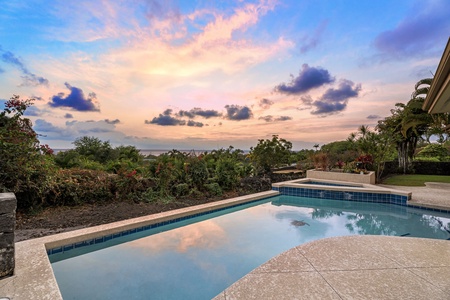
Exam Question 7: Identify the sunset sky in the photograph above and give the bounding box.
[1,0,449,150]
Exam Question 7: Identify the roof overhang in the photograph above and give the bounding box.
[423,38,450,114]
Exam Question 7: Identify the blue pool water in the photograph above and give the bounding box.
[50,195,450,300]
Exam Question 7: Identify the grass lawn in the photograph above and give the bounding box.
[382,174,450,186]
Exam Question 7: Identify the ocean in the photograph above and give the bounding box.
[52,149,250,157]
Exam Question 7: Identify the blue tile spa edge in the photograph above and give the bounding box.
[272,186,450,214]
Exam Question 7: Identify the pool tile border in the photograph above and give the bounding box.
[47,194,278,256]
[272,186,409,205]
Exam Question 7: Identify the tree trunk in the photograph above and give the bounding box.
[397,141,409,174]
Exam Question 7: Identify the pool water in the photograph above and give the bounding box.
[50,195,450,300]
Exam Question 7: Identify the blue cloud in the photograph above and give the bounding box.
[64,113,74,119]
[299,21,328,54]
[49,83,100,112]
[34,119,62,133]
[259,115,292,122]
[311,80,361,115]
[0,49,49,86]
[258,98,274,109]
[23,105,42,116]
[275,64,335,95]
[147,108,208,126]
[187,120,204,127]
[104,118,120,124]
[225,105,253,121]
[367,114,381,120]
[176,108,221,119]
[373,0,450,60]
[146,114,186,126]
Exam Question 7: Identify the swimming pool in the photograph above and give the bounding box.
[49,195,450,300]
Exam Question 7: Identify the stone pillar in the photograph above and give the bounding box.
[0,193,16,279]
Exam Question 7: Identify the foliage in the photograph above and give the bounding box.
[291,149,315,163]
[0,95,56,209]
[73,136,114,164]
[204,182,223,196]
[45,169,115,206]
[348,125,395,182]
[215,157,240,190]
[249,135,292,175]
[376,78,449,173]
[355,154,374,170]
[172,183,190,197]
[320,140,358,168]
[416,143,449,161]
[414,156,441,162]
[311,152,329,170]
[114,145,143,163]
[382,174,450,186]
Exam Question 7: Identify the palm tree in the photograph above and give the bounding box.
[377,79,433,173]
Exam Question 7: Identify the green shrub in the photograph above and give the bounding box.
[173,183,190,197]
[188,188,205,199]
[215,158,239,190]
[45,169,114,206]
[204,182,222,196]
[113,171,156,201]
[185,157,209,189]
[414,157,440,162]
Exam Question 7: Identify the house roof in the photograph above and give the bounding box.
[422,38,450,114]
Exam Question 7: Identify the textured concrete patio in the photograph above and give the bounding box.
[213,235,450,299]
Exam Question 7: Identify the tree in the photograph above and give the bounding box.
[0,95,54,209]
[114,145,143,163]
[348,126,395,182]
[377,79,434,173]
[249,135,292,175]
[73,136,114,163]
[320,140,358,168]
[416,143,449,161]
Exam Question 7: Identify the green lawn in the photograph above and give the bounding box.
[382,174,450,186]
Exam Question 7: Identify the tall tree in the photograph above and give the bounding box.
[377,79,434,173]
[249,135,292,175]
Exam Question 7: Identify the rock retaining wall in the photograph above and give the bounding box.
[0,193,16,279]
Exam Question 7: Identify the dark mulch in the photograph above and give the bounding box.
[15,192,242,242]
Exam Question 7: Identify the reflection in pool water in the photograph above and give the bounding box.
[50,195,450,300]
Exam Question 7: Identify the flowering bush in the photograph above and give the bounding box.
[355,154,374,171]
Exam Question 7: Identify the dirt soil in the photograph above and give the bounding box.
[15,193,241,242]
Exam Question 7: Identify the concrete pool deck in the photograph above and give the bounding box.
[1,184,450,299]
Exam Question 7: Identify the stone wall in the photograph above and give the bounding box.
[0,193,16,279]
